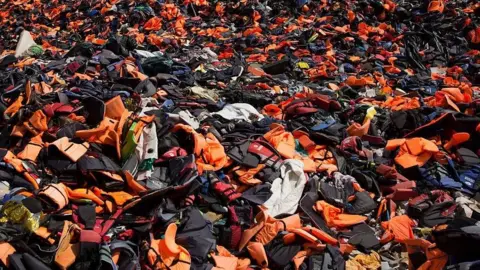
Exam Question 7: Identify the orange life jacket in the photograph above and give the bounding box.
[171,124,227,174]
[147,223,191,270]
[380,215,415,243]
[386,137,439,168]
[403,238,447,270]
[314,200,367,228]
[17,134,44,162]
[55,221,80,270]
[38,183,69,211]
[0,242,16,267]
[50,137,89,162]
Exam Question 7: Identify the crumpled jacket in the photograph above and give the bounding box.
[263,159,307,217]
[380,215,415,243]
[386,137,439,168]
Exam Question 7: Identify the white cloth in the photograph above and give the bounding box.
[135,123,158,181]
[180,111,198,129]
[456,195,480,218]
[202,48,218,62]
[15,30,37,57]
[139,98,160,114]
[0,181,10,200]
[263,159,307,217]
[212,103,264,123]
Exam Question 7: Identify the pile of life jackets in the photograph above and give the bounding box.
[1,0,480,269]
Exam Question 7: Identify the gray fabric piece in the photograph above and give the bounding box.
[99,244,116,270]
[456,193,480,218]
[110,241,140,270]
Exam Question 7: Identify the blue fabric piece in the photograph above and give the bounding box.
[161,99,175,111]
[379,41,392,49]
[199,175,209,194]
[439,176,463,190]
[135,57,144,73]
[460,171,478,189]
[219,99,226,107]
[295,140,309,157]
[421,86,437,95]
[459,165,480,191]
[255,117,278,129]
[107,60,123,72]
[426,112,438,122]
[445,159,473,195]
[308,44,321,53]
[64,91,83,98]
[2,192,26,204]
[40,73,50,83]
[297,0,310,7]
[0,162,14,170]
[311,118,336,131]
[88,10,99,17]
[420,162,469,193]
[110,91,130,97]
[110,18,119,32]
[342,63,356,73]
